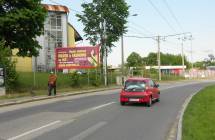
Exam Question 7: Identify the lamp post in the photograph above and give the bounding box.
[121,14,138,85]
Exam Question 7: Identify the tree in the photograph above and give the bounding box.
[0,0,47,57]
[76,0,129,63]
[143,52,157,66]
[208,54,215,62]
[0,40,18,91]
[193,61,205,69]
[126,52,143,68]
[143,52,190,68]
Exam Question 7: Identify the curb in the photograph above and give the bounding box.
[176,88,202,140]
[0,86,121,108]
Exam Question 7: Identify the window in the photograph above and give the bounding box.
[149,80,155,87]
[125,81,146,92]
[44,13,63,70]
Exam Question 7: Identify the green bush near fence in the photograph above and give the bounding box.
[16,72,71,92]
[14,71,118,93]
[12,69,183,93]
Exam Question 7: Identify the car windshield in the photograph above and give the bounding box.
[124,81,146,92]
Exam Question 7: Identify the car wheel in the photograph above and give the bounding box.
[147,96,152,107]
[120,102,126,106]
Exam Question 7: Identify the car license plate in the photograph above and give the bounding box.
[129,98,139,102]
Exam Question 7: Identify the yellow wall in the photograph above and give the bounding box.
[12,49,32,72]
[68,24,75,47]
[12,24,77,72]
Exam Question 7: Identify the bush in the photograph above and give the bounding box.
[70,72,81,87]
[0,40,18,92]
[91,76,101,87]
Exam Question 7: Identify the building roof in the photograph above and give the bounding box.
[43,4,69,13]
[68,23,83,41]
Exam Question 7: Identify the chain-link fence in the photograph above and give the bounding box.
[14,70,122,93]
[13,68,215,93]
[184,69,215,79]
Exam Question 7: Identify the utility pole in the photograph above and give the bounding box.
[190,36,194,69]
[181,39,185,74]
[157,36,161,81]
[124,32,192,80]
[120,14,137,85]
[121,35,124,85]
[103,20,107,86]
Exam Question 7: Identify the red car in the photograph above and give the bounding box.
[120,77,160,107]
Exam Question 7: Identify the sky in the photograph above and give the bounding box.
[42,0,215,66]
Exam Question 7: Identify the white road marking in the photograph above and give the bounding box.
[91,102,115,111]
[8,120,61,140]
[69,121,107,140]
[72,102,116,119]
[160,82,200,91]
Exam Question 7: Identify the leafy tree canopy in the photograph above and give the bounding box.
[76,0,129,50]
[0,0,47,57]
[126,52,143,67]
[0,40,18,90]
[143,52,190,67]
[126,52,191,68]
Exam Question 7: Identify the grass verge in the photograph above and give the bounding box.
[182,85,215,140]
[0,85,119,100]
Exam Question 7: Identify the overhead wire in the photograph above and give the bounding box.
[128,21,155,36]
[163,0,184,32]
[127,25,154,37]
[147,0,177,33]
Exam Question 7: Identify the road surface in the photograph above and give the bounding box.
[0,80,214,140]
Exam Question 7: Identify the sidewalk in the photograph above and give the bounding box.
[0,86,121,107]
[1,79,213,108]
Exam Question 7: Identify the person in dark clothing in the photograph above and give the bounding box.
[48,72,57,96]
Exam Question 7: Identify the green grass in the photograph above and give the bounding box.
[182,85,215,140]
[15,72,72,92]
[0,85,118,100]
[8,71,118,94]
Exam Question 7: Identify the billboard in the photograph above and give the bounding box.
[55,46,100,69]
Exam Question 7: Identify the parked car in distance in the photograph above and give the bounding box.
[120,77,160,107]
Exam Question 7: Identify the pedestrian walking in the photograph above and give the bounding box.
[48,71,57,96]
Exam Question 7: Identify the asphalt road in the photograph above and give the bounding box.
[0,80,214,140]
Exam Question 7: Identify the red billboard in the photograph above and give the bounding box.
[55,46,100,69]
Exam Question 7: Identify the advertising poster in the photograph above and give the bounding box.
[55,46,100,69]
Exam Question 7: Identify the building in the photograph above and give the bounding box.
[145,65,186,75]
[206,66,215,70]
[13,4,82,72]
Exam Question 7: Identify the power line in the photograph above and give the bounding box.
[124,32,191,40]
[163,0,184,32]
[129,21,155,36]
[127,25,154,37]
[127,29,151,37]
[147,0,177,33]
[124,35,156,40]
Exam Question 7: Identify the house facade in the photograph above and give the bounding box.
[14,4,82,72]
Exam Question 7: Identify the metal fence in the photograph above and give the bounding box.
[184,70,215,79]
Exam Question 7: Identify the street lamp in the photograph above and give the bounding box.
[121,14,138,84]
